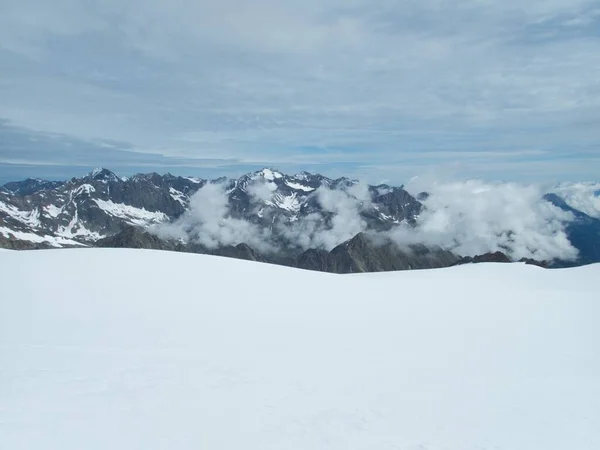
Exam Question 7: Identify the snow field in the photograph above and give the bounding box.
[1,249,599,450]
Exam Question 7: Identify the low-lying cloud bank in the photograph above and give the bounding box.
[277,183,373,251]
[395,180,578,262]
[155,181,375,254]
[552,183,600,219]
[155,177,596,262]
[155,182,276,253]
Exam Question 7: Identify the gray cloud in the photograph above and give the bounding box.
[1,0,599,182]
[0,120,256,184]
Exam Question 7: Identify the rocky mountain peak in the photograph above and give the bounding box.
[2,167,594,270]
[1,168,426,253]
[255,168,284,181]
[89,168,120,183]
[2,178,65,196]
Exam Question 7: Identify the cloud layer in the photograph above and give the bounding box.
[155,176,585,261]
[1,0,600,182]
[552,183,600,219]
[277,183,373,251]
[392,180,579,261]
[155,182,276,253]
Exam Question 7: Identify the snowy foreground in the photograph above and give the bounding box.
[1,249,599,450]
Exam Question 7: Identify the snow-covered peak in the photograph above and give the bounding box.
[293,170,325,182]
[183,176,203,184]
[130,172,163,184]
[284,180,315,192]
[89,168,120,183]
[294,171,310,181]
[91,167,104,177]
[255,168,283,181]
[72,184,96,197]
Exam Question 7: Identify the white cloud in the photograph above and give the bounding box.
[279,183,373,250]
[393,179,579,261]
[156,180,375,252]
[553,182,600,218]
[153,174,588,262]
[155,182,275,253]
[1,0,599,180]
[246,180,277,203]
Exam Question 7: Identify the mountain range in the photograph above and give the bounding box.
[1,167,599,272]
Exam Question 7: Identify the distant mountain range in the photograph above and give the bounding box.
[0,167,421,249]
[1,167,599,272]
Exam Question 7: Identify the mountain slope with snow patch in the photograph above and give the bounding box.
[0,168,423,250]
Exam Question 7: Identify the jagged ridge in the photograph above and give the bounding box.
[1,167,599,271]
[96,226,459,274]
[0,167,422,249]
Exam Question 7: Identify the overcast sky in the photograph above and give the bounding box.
[1,0,599,184]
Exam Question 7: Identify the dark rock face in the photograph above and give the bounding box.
[518,258,548,268]
[97,226,269,263]
[217,243,268,263]
[370,189,423,228]
[455,252,512,265]
[0,234,53,250]
[455,251,548,268]
[104,172,200,218]
[96,225,178,251]
[96,227,460,274]
[295,248,335,272]
[317,233,458,273]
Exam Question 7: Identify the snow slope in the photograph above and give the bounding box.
[0,226,83,247]
[1,249,599,450]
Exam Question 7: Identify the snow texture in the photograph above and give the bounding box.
[0,226,81,247]
[0,201,41,227]
[285,180,316,192]
[258,168,283,181]
[1,249,599,450]
[94,199,168,225]
[267,192,302,212]
[169,187,187,206]
[44,204,63,218]
[91,168,104,178]
[73,184,96,197]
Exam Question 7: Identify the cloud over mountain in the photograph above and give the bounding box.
[154,171,582,261]
[2,167,597,263]
[391,180,579,261]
